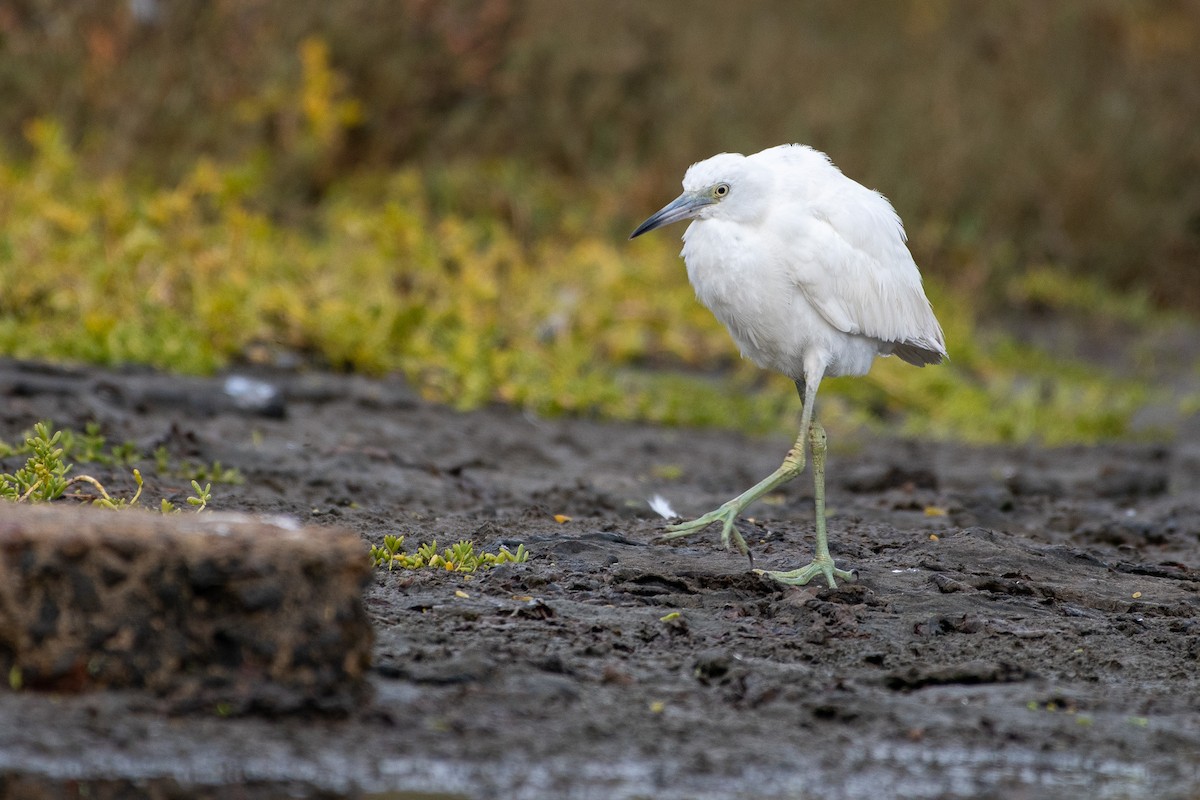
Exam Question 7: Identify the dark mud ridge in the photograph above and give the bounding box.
[1,359,1198,799]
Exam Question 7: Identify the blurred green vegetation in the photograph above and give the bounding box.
[0,1,1195,443]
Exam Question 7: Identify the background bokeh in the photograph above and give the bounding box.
[1,0,1197,442]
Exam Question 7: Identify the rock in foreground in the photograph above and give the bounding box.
[0,504,372,713]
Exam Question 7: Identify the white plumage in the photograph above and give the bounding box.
[631,144,945,587]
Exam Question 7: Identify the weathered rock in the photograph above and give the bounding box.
[0,504,372,713]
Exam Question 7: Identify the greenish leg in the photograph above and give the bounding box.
[661,428,807,557]
[755,422,857,588]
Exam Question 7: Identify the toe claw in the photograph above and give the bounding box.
[719,519,749,557]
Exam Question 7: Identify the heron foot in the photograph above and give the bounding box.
[662,502,750,558]
[755,557,857,589]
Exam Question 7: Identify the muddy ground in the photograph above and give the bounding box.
[0,357,1198,799]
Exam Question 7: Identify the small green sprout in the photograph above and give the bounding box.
[652,464,684,481]
[370,534,407,570]
[152,446,242,485]
[183,460,243,485]
[57,422,140,466]
[154,446,171,474]
[80,468,145,510]
[370,536,529,572]
[187,481,213,511]
[416,539,439,564]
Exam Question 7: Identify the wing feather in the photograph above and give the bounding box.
[778,176,946,366]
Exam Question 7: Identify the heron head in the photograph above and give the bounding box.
[629,153,766,239]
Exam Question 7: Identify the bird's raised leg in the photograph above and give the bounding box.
[662,429,807,557]
[756,422,857,588]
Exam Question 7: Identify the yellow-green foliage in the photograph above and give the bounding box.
[1006,266,1160,327]
[370,535,529,573]
[4,5,1199,312]
[0,118,1155,444]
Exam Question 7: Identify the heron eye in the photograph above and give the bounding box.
[714,183,730,198]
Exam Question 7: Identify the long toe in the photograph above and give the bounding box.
[662,503,737,539]
[661,518,712,539]
[756,559,857,588]
[662,515,715,542]
[661,505,749,557]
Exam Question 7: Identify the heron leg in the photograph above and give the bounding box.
[755,422,857,588]
[662,429,807,557]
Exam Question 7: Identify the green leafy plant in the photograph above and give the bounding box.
[1,421,213,511]
[157,481,212,513]
[68,469,144,510]
[57,422,142,466]
[0,422,143,508]
[181,460,243,486]
[0,422,72,502]
[0,421,140,466]
[370,535,529,573]
[152,447,244,485]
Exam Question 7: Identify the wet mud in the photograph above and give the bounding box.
[1,359,1198,799]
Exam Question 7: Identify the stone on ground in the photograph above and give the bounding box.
[0,504,372,713]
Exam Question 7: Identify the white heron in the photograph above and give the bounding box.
[630,144,946,588]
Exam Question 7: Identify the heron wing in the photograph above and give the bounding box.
[785,188,946,366]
